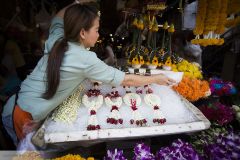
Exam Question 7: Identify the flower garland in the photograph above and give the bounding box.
[12,151,41,160]
[123,93,147,126]
[173,76,210,102]
[193,0,207,36]
[204,0,221,34]
[215,0,228,35]
[82,83,103,130]
[144,93,166,124]
[191,0,227,46]
[52,85,84,124]
[105,87,123,125]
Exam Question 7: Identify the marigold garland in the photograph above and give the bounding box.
[193,0,207,35]
[204,0,221,34]
[215,0,228,34]
[173,76,210,102]
[227,0,240,15]
[192,0,227,46]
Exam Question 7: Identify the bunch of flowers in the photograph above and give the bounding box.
[145,55,159,68]
[104,149,127,160]
[190,125,229,155]
[173,76,210,102]
[205,131,240,159]
[171,60,203,79]
[133,143,155,160]
[128,54,145,67]
[54,154,94,160]
[156,139,201,160]
[132,17,144,30]
[199,102,234,125]
[147,15,159,32]
[209,77,237,96]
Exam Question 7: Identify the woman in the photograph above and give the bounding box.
[2,2,175,146]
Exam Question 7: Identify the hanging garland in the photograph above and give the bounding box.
[191,0,227,46]
[193,0,207,37]
[82,83,103,130]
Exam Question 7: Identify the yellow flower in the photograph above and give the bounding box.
[87,157,95,160]
[132,18,138,27]
[151,56,159,65]
[139,56,145,65]
[132,57,139,65]
[138,19,144,30]
[163,21,168,30]
[168,24,175,33]
[165,57,172,66]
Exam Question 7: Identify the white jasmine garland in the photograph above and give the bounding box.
[105,96,123,124]
[52,85,84,124]
[82,93,103,130]
[123,93,147,126]
[144,93,166,124]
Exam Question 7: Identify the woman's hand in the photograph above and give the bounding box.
[152,74,176,86]
[121,74,176,87]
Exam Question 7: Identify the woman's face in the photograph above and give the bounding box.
[81,17,100,48]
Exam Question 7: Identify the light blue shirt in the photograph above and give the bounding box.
[2,17,125,121]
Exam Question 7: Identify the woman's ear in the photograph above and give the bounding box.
[80,29,85,39]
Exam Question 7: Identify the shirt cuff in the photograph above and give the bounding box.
[110,69,125,86]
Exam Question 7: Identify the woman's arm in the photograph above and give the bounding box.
[122,74,175,86]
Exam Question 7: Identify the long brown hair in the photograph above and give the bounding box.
[43,4,99,99]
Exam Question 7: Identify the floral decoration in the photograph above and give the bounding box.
[105,87,123,125]
[123,93,147,126]
[144,93,166,124]
[82,83,103,130]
